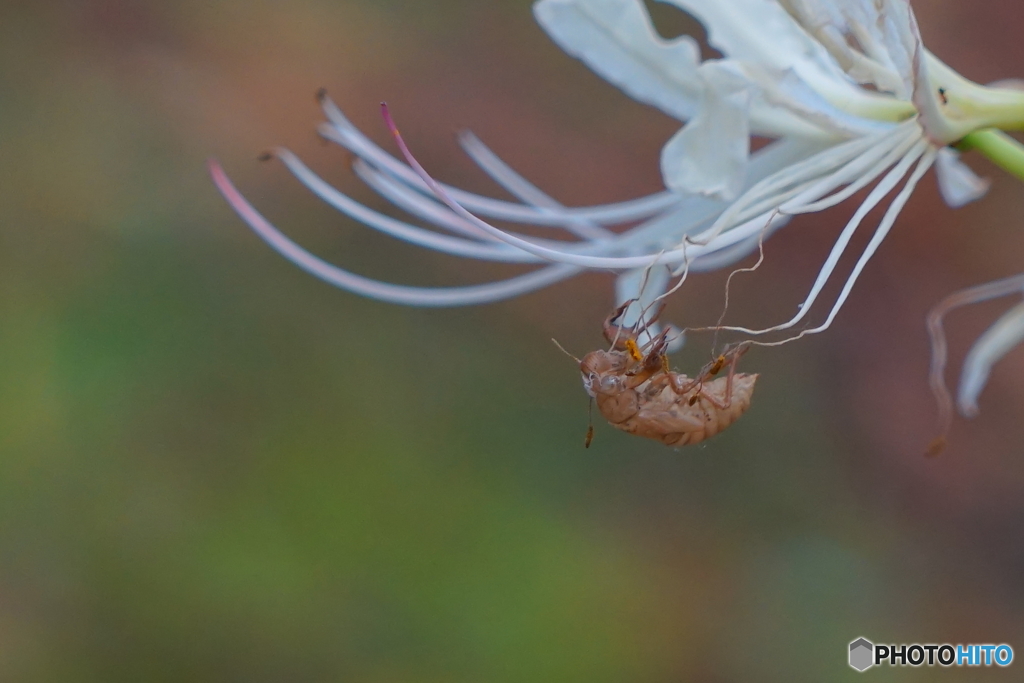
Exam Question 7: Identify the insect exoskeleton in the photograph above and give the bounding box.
[579,303,758,447]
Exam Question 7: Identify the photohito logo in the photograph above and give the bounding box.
[848,637,1013,671]
[849,638,874,672]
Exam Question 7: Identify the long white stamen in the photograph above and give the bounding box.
[380,104,850,272]
[456,131,615,240]
[690,130,896,246]
[357,152,751,262]
[209,159,579,306]
[720,139,930,336]
[323,95,824,259]
[380,104,716,270]
[800,148,937,333]
[606,140,825,259]
[643,129,908,260]
[753,145,937,345]
[356,138,616,243]
[273,149,542,263]
[279,148,677,263]
[352,159,495,240]
[318,96,680,227]
[249,143,783,286]
[783,125,921,214]
[714,127,915,233]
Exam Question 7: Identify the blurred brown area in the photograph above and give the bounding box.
[0,0,1022,680]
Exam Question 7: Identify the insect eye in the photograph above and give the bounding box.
[600,376,623,392]
[581,373,598,395]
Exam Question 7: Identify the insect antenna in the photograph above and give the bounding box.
[585,398,595,448]
[551,338,581,363]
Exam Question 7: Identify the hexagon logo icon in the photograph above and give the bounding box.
[849,638,874,671]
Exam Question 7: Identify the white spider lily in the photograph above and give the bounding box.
[534,0,1024,340]
[212,0,1024,420]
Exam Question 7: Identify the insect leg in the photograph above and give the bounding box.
[715,342,751,411]
[604,300,637,349]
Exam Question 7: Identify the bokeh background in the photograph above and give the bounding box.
[2,0,1024,680]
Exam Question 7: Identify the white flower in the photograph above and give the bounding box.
[533,0,1024,338]
[211,0,1024,420]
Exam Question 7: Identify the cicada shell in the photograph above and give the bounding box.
[579,304,757,447]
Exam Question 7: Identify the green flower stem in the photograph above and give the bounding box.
[958,129,1024,183]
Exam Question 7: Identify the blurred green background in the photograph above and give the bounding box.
[2,0,1024,680]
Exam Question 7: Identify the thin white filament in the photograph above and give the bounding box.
[793,148,937,335]
[701,127,916,243]
[753,145,937,346]
[783,124,921,214]
[278,149,671,262]
[456,131,615,240]
[273,149,543,263]
[209,159,579,306]
[322,99,828,270]
[351,159,499,240]
[380,104,818,271]
[317,96,680,227]
[689,127,901,246]
[926,273,1024,430]
[719,139,930,336]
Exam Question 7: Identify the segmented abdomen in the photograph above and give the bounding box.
[659,373,758,447]
[634,374,757,448]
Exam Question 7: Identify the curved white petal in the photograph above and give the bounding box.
[934,148,990,208]
[741,63,897,137]
[661,0,916,125]
[958,299,1024,417]
[661,0,836,77]
[780,0,917,96]
[661,61,751,199]
[534,0,702,121]
[536,0,837,138]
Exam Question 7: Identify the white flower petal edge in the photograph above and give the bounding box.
[660,61,752,199]
[532,0,703,120]
[933,148,990,208]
